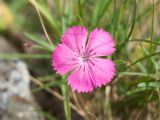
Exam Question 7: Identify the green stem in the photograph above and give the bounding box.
[126,52,160,69]
[61,76,71,120]
[129,39,160,45]
[121,0,137,48]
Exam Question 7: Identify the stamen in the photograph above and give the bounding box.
[88,48,93,54]
[89,59,95,66]
[88,52,97,57]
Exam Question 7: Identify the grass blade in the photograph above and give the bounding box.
[61,76,71,120]
[126,52,160,69]
[25,33,53,52]
[0,53,51,59]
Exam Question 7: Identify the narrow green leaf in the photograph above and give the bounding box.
[0,53,51,59]
[137,82,160,88]
[126,52,160,69]
[129,39,160,45]
[37,110,57,120]
[114,59,126,65]
[91,0,112,27]
[32,1,60,33]
[25,32,53,52]
[119,72,155,79]
[121,0,137,47]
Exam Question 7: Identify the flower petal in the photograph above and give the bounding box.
[52,43,78,75]
[88,58,115,87]
[62,26,88,54]
[87,28,115,57]
[68,64,94,93]
[67,58,115,93]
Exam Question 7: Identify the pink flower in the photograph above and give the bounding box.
[52,26,116,93]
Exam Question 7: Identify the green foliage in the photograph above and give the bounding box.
[25,33,53,52]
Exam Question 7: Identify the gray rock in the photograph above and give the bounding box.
[0,60,44,120]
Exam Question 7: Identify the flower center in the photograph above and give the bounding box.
[81,55,89,62]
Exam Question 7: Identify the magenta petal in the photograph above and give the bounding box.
[87,28,115,57]
[88,58,116,87]
[68,64,94,93]
[62,26,88,54]
[52,44,78,75]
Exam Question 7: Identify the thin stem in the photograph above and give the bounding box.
[129,39,160,45]
[30,76,85,118]
[121,0,137,47]
[126,52,160,69]
[61,76,71,120]
[145,0,155,104]
[28,0,54,49]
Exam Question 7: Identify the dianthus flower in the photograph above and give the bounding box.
[52,26,116,93]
